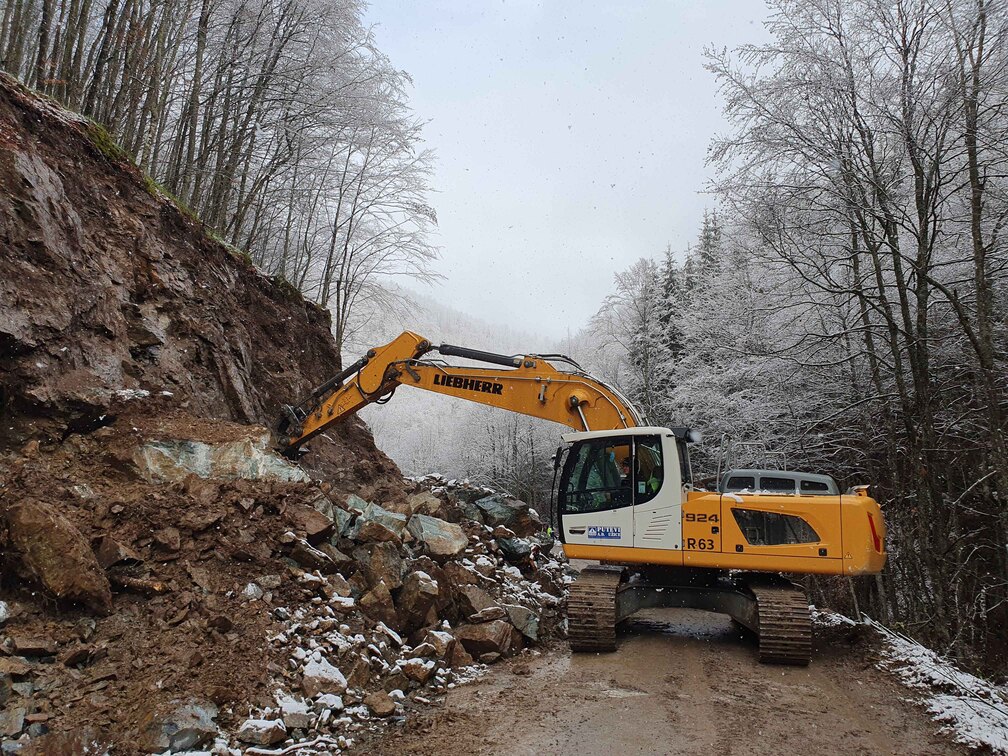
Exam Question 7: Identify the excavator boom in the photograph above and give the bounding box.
[278,331,643,450]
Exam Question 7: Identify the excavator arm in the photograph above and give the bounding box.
[277,331,644,451]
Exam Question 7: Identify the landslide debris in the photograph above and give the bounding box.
[0,74,570,754]
[0,421,567,753]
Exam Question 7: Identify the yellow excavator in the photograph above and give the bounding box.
[278,331,887,665]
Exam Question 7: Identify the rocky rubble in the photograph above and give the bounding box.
[227,474,569,753]
[0,418,569,754]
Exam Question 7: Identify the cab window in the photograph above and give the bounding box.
[761,476,796,494]
[634,435,664,505]
[559,438,632,514]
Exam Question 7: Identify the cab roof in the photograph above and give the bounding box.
[560,426,695,443]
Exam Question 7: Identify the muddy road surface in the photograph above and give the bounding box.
[364,607,960,755]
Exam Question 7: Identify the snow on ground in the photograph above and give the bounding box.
[868,619,1008,754]
[813,608,1008,754]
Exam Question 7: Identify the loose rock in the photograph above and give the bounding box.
[5,500,112,614]
[237,717,286,745]
[301,657,347,697]
[406,514,468,558]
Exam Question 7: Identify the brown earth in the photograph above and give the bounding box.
[0,412,343,750]
[0,72,401,500]
[361,608,963,756]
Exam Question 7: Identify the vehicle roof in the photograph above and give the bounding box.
[561,426,680,443]
[721,468,837,485]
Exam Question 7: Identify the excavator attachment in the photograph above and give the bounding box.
[277,331,642,453]
[568,566,812,665]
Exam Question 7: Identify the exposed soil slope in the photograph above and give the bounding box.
[0,72,398,496]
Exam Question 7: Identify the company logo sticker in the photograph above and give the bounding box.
[587,526,621,539]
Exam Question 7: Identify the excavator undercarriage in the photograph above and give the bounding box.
[568,566,812,665]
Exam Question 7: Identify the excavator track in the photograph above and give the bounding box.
[568,566,625,652]
[750,582,811,666]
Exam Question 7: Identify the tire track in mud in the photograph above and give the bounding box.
[360,608,961,756]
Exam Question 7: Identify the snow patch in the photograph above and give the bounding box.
[867,618,1008,754]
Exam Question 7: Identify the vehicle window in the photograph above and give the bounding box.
[559,438,632,514]
[635,435,663,505]
[800,479,830,493]
[676,439,691,485]
[760,476,796,493]
[732,509,819,545]
[725,476,755,491]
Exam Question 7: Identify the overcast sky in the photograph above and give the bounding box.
[364,1,773,340]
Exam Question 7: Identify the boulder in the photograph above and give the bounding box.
[290,539,335,572]
[317,543,354,570]
[351,518,401,544]
[330,507,355,537]
[286,503,333,544]
[458,498,485,525]
[406,514,468,558]
[309,492,336,521]
[421,629,455,659]
[409,557,454,615]
[352,542,403,590]
[0,706,25,738]
[405,491,446,518]
[302,657,347,697]
[395,570,440,634]
[313,694,344,713]
[350,502,406,540]
[277,692,314,730]
[137,698,219,753]
[347,658,371,689]
[345,494,370,513]
[442,561,479,588]
[447,640,475,668]
[497,537,533,565]
[153,526,181,551]
[408,642,437,659]
[400,658,435,684]
[12,636,55,656]
[470,606,507,623]
[505,604,540,641]
[364,691,396,718]
[237,718,286,746]
[454,584,497,618]
[5,500,112,614]
[474,494,543,536]
[455,620,519,658]
[359,581,399,629]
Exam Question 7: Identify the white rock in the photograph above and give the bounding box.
[242,582,264,601]
[276,691,314,730]
[302,657,347,697]
[314,693,344,713]
[0,601,9,625]
[236,718,286,746]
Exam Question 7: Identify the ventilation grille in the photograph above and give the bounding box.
[641,513,674,541]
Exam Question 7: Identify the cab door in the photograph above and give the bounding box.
[632,433,683,551]
[558,437,634,547]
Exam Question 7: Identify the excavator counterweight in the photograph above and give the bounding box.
[279,332,887,665]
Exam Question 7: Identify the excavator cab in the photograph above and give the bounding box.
[554,427,695,551]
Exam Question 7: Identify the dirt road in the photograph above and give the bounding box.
[364,607,960,755]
